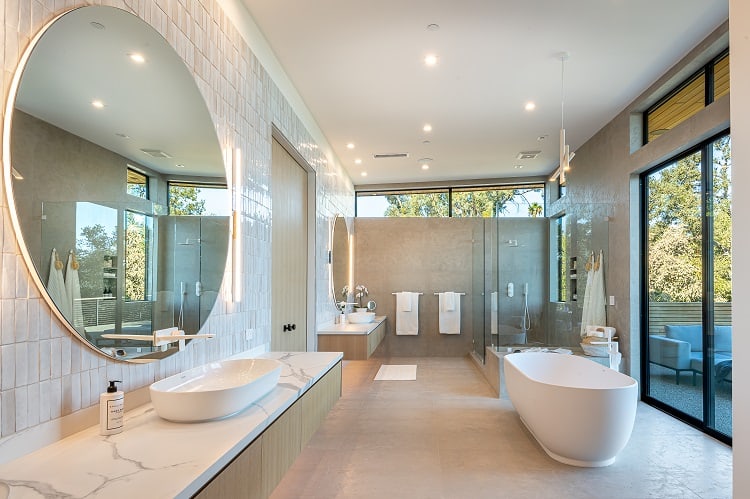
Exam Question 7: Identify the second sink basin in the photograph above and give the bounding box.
[150,358,282,422]
[348,312,375,324]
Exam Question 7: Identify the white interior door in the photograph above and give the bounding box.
[271,138,308,351]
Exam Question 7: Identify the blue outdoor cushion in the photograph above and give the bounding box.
[665,324,732,354]
[665,325,702,352]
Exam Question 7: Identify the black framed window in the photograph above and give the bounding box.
[126,168,148,199]
[167,182,230,216]
[641,131,732,444]
[644,51,729,144]
[356,184,544,218]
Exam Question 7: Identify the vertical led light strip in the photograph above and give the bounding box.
[348,232,354,296]
[232,148,242,302]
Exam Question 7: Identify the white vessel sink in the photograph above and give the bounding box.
[150,358,282,422]
[348,312,375,324]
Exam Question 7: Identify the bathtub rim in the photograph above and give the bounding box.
[503,351,637,390]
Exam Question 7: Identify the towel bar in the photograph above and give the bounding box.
[433,292,466,296]
[392,292,423,295]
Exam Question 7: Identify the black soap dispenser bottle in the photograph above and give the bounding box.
[100,380,124,435]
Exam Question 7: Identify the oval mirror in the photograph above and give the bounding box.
[330,216,350,306]
[3,6,230,362]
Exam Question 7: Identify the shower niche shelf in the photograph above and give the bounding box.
[103,255,117,297]
[570,257,577,301]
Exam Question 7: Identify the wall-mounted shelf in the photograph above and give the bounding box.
[570,257,578,301]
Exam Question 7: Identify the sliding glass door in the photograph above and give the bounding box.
[642,132,732,442]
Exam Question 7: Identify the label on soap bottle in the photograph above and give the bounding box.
[107,398,124,431]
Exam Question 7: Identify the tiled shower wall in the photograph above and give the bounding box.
[0,0,353,442]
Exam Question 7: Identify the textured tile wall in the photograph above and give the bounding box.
[0,0,353,442]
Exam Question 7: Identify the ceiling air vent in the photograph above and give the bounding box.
[516,150,541,160]
[140,148,172,158]
[373,152,410,159]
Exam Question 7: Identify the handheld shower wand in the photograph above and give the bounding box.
[520,283,531,336]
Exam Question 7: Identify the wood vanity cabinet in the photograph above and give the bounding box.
[317,318,386,359]
[195,361,342,499]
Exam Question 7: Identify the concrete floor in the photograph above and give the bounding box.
[271,357,732,499]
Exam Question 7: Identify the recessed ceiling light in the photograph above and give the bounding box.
[115,132,130,139]
[421,164,430,170]
[89,21,105,30]
[424,54,439,66]
[514,165,524,169]
[346,143,355,149]
[176,164,186,168]
[423,124,433,132]
[426,23,440,31]
[354,158,362,165]
[128,53,146,64]
[525,101,536,111]
[92,100,105,109]
[361,171,368,177]
[422,140,431,145]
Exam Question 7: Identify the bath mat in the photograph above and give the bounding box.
[374,364,417,381]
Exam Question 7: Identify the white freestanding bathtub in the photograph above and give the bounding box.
[504,352,638,467]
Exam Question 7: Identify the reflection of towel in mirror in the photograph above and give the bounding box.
[438,292,461,334]
[65,251,84,329]
[396,292,418,335]
[47,248,71,320]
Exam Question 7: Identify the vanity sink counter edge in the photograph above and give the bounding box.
[317,315,386,335]
[0,350,343,499]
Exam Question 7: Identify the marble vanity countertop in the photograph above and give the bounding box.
[0,351,343,499]
[316,315,386,335]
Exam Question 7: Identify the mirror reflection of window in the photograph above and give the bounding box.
[124,211,153,335]
[168,182,230,216]
[72,202,118,338]
[124,211,153,302]
[127,167,149,199]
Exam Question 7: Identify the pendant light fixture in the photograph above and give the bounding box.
[550,52,575,184]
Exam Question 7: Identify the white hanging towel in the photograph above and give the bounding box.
[580,250,607,337]
[396,292,419,335]
[47,248,71,321]
[398,291,412,312]
[589,250,607,326]
[438,292,461,334]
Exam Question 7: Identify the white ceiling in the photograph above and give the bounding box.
[14,6,225,180]
[242,0,729,186]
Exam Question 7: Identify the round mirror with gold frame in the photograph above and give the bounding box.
[3,6,230,362]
